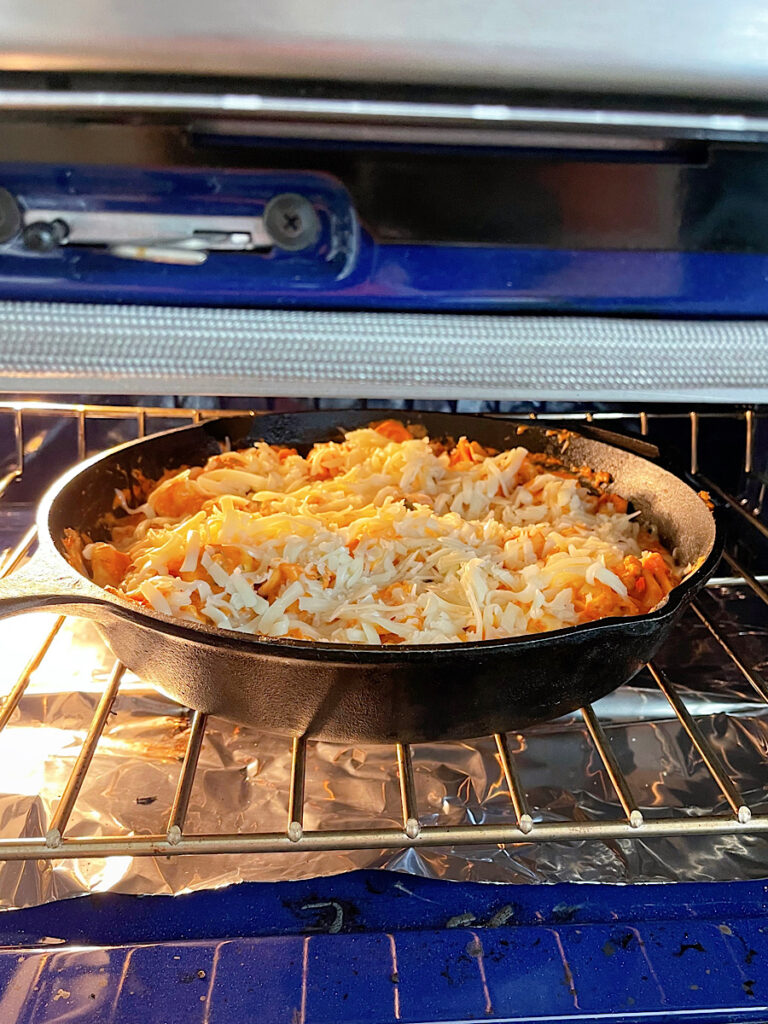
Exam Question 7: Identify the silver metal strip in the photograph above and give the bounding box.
[167,711,207,844]
[194,120,673,152]
[46,662,125,847]
[0,524,36,578]
[396,743,420,840]
[287,735,307,842]
[698,475,768,543]
[4,814,767,863]
[2,303,768,401]
[722,552,768,609]
[0,617,64,732]
[23,208,271,250]
[649,664,751,823]
[707,575,768,587]
[493,732,533,834]
[3,1,768,104]
[581,706,643,827]
[691,601,768,703]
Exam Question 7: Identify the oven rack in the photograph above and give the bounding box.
[0,400,765,863]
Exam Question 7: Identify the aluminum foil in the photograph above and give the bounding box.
[0,583,767,910]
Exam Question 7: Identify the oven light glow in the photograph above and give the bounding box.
[0,615,145,695]
[73,855,133,893]
[0,726,78,796]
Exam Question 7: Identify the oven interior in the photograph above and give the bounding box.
[0,396,766,875]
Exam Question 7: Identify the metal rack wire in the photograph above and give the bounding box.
[0,400,765,863]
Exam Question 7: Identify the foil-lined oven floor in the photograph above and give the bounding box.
[0,583,766,909]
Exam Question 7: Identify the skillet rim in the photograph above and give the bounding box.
[37,411,724,661]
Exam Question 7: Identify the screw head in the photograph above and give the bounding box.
[21,219,68,253]
[263,193,320,252]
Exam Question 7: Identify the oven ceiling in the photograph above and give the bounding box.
[1,0,768,102]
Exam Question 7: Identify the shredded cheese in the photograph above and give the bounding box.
[81,422,682,644]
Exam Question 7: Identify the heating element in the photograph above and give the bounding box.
[0,399,765,877]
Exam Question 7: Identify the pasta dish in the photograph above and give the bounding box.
[66,420,682,644]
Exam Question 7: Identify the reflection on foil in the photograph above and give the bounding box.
[0,585,766,909]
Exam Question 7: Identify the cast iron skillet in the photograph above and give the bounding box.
[0,411,722,743]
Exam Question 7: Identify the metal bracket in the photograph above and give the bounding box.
[18,196,319,264]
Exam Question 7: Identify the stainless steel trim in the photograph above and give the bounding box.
[708,575,768,587]
[193,120,674,152]
[2,1,768,102]
[0,90,766,142]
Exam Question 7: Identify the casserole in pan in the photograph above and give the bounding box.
[0,411,722,742]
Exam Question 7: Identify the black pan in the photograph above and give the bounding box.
[0,411,722,743]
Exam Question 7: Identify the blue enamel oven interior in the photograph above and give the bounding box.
[1,138,768,1024]
[2,137,768,313]
[3,871,768,1024]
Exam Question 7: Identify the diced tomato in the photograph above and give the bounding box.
[204,452,246,471]
[62,528,87,575]
[597,493,629,514]
[150,477,207,519]
[88,544,131,587]
[258,562,303,599]
[371,419,413,443]
[215,546,255,575]
[449,437,473,465]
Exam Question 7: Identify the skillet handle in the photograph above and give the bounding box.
[0,548,105,619]
[571,424,661,461]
